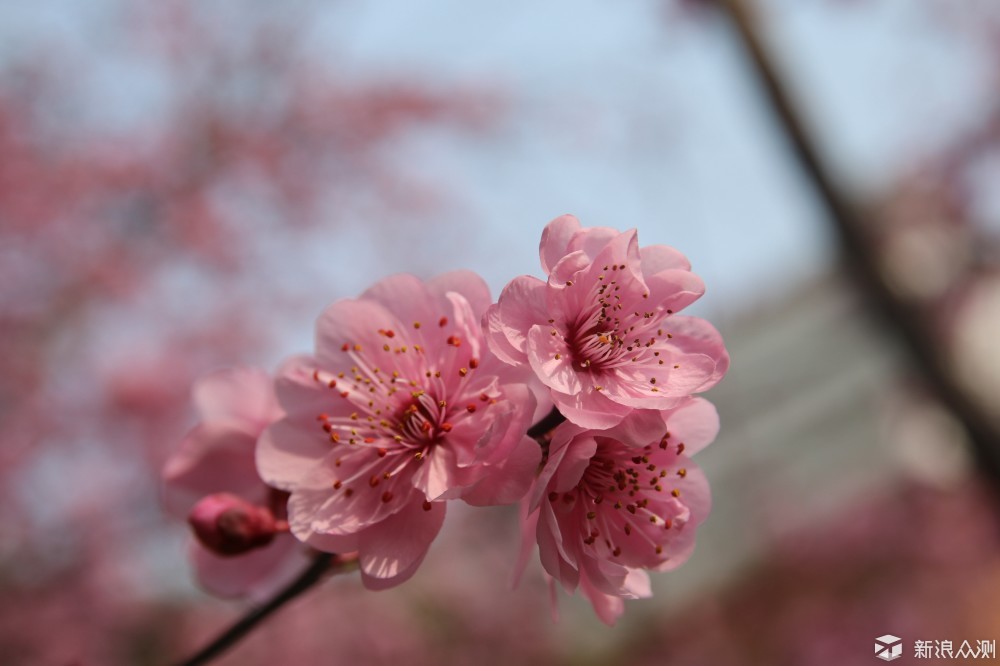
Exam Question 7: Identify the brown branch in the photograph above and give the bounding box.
[715,0,1000,483]
[176,552,347,666]
[527,406,566,440]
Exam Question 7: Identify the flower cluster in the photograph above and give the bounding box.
[491,215,728,623]
[162,215,728,624]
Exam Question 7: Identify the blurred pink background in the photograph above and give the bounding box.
[2,1,1000,664]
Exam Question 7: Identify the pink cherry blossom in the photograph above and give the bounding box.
[520,398,718,625]
[163,367,309,599]
[256,271,542,590]
[486,214,729,428]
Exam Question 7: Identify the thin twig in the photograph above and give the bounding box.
[715,0,1000,483]
[527,406,566,440]
[528,406,567,461]
[176,552,338,666]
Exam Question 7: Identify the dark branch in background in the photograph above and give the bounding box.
[714,0,1000,484]
[176,552,337,666]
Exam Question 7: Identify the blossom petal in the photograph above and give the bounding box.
[662,315,730,392]
[427,270,492,319]
[551,431,598,493]
[579,574,626,627]
[548,249,593,288]
[444,290,484,363]
[603,408,670,448]
[512,497,539,588]
[302,531,359,554]
[489,275,548,364]
[192,367,279,432]
[360,273,437,334]
[567,225,621,263]
[360,553,426,591]
[526,325,578,394]
[190,535,307,601]
[645,268,705,314]
[622,568,652,598]
[256,416,331,492]
[537,501,580,590]
[491,362,554,428]
[412,443,464,501]
[358,497,445,587]
[539,214,582,275]
[586,227,642,284]
[315,299,405,368]
[462,435,541,506]
[286,445,413,537]
[272,354,329,415]
[640,244,691,273]
[163,424,262,517]
[529,421,586,510]
[484,304,524,366]
[664,398,720,457]
[549,227,646,321]
[461,383,535,470]
[612,352,719,402]
[581,555,636,597]
[652,462,711,572]
[551,388,632,429]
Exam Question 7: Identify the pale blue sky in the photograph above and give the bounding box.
[0,0,992,324]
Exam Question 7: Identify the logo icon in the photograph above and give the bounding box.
[875,635,903,662]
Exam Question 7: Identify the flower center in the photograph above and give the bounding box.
[563,267,668,376]
[550,436,688,563]
[307,319,499,509]
[398,391,453,445]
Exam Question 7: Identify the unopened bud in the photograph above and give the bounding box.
[188,493,278,556]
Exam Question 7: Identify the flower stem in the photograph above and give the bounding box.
[176,552,348,666]
[527,407,566,441]
[528,407,566,461]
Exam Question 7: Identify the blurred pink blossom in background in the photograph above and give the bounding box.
[163,367,310,599]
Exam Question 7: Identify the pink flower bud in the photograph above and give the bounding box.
[188,493,279,556]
